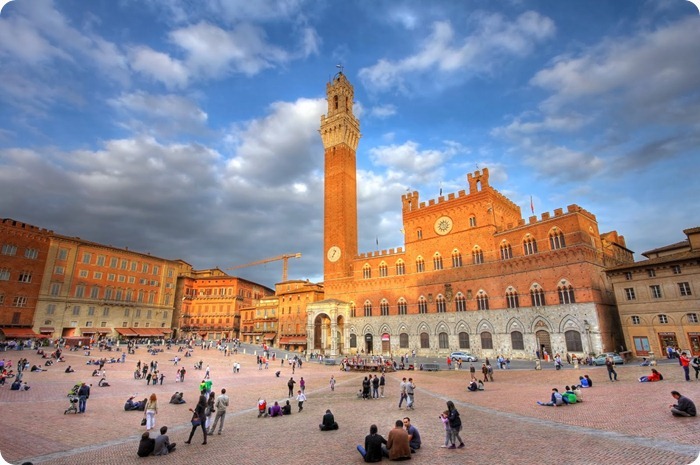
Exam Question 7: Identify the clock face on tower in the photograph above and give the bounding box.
[327,246,342,262]
[434,216,454,235]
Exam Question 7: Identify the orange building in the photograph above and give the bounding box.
[33,233,189,342]
[277,280,324,352]
[178,268,274,341]
[0,219,52,339]
[307,72,634,359]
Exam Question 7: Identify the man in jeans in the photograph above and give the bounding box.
[207,388,229,435]
[405,378,416,410]
[398,377,407,409]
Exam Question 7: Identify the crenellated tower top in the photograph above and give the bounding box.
[320,72,361,151]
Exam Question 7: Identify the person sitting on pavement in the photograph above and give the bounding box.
[670,391,696,417]
[153,426,176,455]
[169,392,186,404]
[281,400,292,415]
[477,380,485,391]
[403,417,421,452]
[639,368,663,383]
[467,378,478,392]
[572,385,583,402]
[384,419,411,460]
[268,401,282,417]
[137,431,155,457]
[319,409,339,430]
[537,388,565,406]
[357,424,388,463]
[64,366,75,373]
[563,386,577,404]
[98,377,110,387]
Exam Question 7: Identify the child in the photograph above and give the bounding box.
[440,410,453,448]
[296,389,306,412]
[257,398,268,418]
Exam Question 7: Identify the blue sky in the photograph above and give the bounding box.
[0,0,698,287]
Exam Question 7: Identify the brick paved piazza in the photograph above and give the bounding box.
[0,345,698,465]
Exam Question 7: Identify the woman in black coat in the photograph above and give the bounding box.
[446,400,465,448]
[185,394,207,445]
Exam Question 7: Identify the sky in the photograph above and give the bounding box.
[0,0,699,288]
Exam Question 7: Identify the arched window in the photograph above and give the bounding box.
[349,333,357,348]
[549,229,566,250]
[477,292,489,310]
[418,296,427,314]
[530,286,545,307]
[558,283,575,304]
[379,262,388,277]
[363,301,372,317]
[420,332,430,349]
[459,332,470,349]
[436,295,446,313]
[396,260,405,276]
[480,332,493,349]
[469,215,477,227]
[438,332,449,349]
[472,247,484,265]
[399,333,409,348]
[362,264,372,279]
[523,236,538,255]
[500,242,513,260]
[433,253,443,271]
[452,249,463,268]
[350,302,356,318]
[397,298,407,315]
[511,331,524,350]
[416,256,425,273]
[506,289,520,309]
[380,299,389,316]
[565,330,583,352]
[455,293,466,312]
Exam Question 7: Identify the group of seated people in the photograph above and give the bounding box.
[86,358,118,365]
[537,385,584,406]
[137,426,176,457]
[169,392,186,404]
[10,379,30,390]
[125,396,148,411]
[467,377,485,391]
[256,399,293,417]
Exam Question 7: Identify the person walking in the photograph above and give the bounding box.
[329,375,336,391]
[679,352,691,381]
[145,393,158,430]
[406,378,416,410]
[379,373,386,397]
[208,388,229,435]
[185,395,208,445]
[287,377,296,397]
[691,355,700,381]
[77,382,90,413]
[300,377,306,393]
[296,389,306,412]
[446,400,465,448]
[605,356,618,381]
[398,377,407,409]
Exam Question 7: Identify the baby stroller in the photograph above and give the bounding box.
[65,394,79,414]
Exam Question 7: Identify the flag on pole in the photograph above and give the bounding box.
[530,196,535,215]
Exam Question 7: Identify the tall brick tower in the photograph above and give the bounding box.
[320,71,360,283]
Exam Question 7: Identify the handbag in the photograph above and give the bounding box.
[191,413,201,426]
[140,418,147,426]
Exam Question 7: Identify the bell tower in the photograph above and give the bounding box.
[320,71,360,283]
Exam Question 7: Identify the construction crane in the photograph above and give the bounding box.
[226,253,302,282]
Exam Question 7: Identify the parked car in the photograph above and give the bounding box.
[450,351,478,362]
[592,353,624,366]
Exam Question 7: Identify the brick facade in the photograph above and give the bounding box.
[309,74,633,359]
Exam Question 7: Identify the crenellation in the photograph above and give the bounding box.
[554,208,563,216]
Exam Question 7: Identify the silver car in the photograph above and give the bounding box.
[592,353,624,365]
[450,351,478,362]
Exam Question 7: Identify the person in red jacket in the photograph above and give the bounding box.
[679,352,691,381]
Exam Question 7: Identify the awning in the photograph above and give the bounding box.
[0,327,41,338]
[279,337,308,345]
[263,332,277,341]
[81,328,96,334]
[161,328,172,333]
[134,328,164,337]
[115,328,138,336]
[94,328,112,333]
[39,327,54,333]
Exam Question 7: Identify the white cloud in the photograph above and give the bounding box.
[359,11,555,93]
[368,140,463,186]
[128,46,190,89]
[370,104,397,119]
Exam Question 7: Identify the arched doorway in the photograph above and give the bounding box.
[365,333,374,354]
[536,330,552,360]
[314,313,332,354]
[381,333,390,354]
